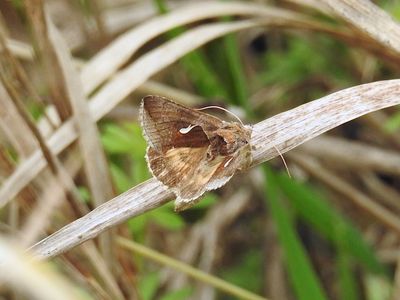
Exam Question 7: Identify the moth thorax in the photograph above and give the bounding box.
[208,132,241,158]
[215,124,249,153]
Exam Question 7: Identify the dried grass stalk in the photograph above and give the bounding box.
[45,5,115,262]
[298,136,400,175]
[321,0,400,54]
[0,237,88,300]
[31,79,400,259]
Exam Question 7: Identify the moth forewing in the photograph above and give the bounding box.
[139,95,253,211]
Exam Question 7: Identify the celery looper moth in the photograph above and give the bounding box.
[140,95,252,211]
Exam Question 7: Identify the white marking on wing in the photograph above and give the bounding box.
[179,124,196,134]
[224,157,234,168]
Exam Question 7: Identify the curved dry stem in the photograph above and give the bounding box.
[289,152,400,235]
[321,0,400,54]
[299,136,400,175]
[81,1,303,95]
[30,79,400,259]
[251,79,400,164]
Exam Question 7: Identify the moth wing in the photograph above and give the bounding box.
[141,95,251,211]
[195,143,252,209]
[147,146,233,211]
[207,142,252,188]
[174,153,241,211]
[140,95,223,152]
[147,146,210,197]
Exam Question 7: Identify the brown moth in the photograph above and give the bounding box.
[139,95,252,211]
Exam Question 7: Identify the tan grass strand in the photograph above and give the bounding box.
[31,79,400,259]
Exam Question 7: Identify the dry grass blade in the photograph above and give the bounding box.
[20,176,66,246]
[0,123,74,208]
[298,136,400,175]
[286,0,333,13]
[289,153,400,235]
[0,4,95,250]
[24,1,72,120]
[0,36,85,247]
[195,189,252,299]
[31,178,169,258]
[31,79,400,259]
[251,80,400,164]
[46,10,114,206]
[0,237,91,300]
[0,81,36,233]
[2,74,94,275]
[0,82,38,157]
[0,18,266,209]
[117,237,267,300]
[361,172,400,212]
[321,0,400,54]
[164,189,252,293]
[81,1,303,94]
[89,19,261,121]
[3,38,34,60]
[81,243,125,300]
[45,5,114,261]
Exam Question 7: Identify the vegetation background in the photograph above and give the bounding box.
[0,0,400,299]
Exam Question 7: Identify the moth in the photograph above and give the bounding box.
[140,95,252,211]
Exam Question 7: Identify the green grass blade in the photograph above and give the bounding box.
[222,32,250,112]
[336,221,360,300]
[276,174,385,274]
[263,166,328,300]
[384,109,400,132]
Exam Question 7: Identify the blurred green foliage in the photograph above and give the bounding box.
[384,112,400,132]
[138,272,160,300]
[264,166,328,300]
[264,167,387,300]
[138,272,193,300]
[261,36,353,85]
[219,250,263,296]
[276,174,385,275]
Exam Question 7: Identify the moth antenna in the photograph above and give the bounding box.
[196,105,244,126]
[273,145,291,178]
